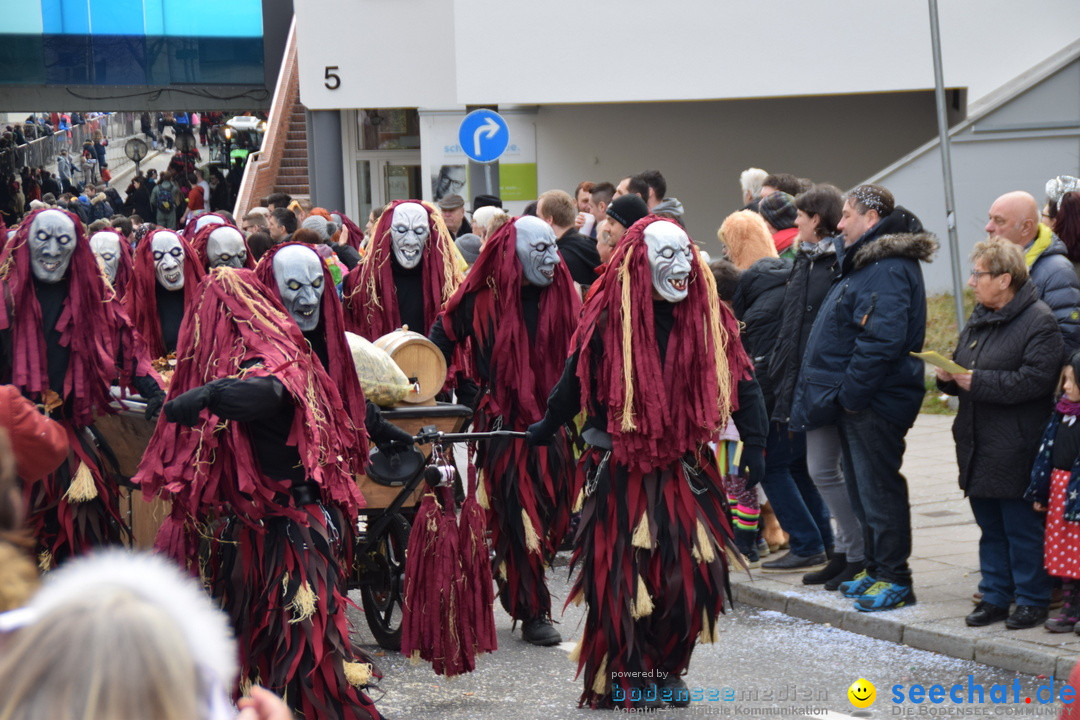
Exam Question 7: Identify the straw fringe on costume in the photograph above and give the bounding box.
[134,269,376,720]
[436,219,581,621]
[562,216,752,708]
[1,209,157,563]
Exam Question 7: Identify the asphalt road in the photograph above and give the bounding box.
[347,553,1065,720]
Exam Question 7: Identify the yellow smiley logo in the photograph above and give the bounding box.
[848,678,876,708]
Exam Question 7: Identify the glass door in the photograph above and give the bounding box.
[384,162,422,202]
[354,153,422,221]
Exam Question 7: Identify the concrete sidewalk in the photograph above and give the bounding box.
[730,413,1080,679]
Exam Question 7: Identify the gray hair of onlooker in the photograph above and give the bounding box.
[472,206,510,239]
[1046,175,1080,219]
[740,168,768,201]
[301,215,337,242]
[971,236,1029,291]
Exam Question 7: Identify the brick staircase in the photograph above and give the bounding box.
[234,18,314,217]
[276,104,309,200]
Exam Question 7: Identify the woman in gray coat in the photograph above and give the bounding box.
[937,237,1063,630]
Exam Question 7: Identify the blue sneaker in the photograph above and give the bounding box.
[838,570,876,597]
[854,581,916,612]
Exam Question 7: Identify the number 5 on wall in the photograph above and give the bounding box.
[324,66,341,90]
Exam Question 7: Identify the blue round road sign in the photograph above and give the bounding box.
[459,109,509,163]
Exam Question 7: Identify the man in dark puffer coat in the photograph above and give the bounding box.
[791,185,937,612]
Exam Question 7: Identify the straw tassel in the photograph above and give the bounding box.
[699,252,732,420]
[572,488,584,513]
[617,253,637,432]
[286,580,318,623]
[344,661,372,687]
[476,472,489,509]
[699,608,718,644]
[568,636,583,663]
[592,655,610,695]
[631,512,651,549]
[64,461,98,502]
[693,519,716,563]
[521,509,540,553]
[630,576,654,619]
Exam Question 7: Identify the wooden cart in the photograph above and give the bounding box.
[93,406,170,550]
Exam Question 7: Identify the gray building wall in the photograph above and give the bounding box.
[533,90,958,258]
[870,58,1080,293]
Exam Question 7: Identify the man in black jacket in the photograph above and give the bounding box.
[537,189,601,288]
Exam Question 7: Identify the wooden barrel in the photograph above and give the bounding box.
[373,330,447,406]
[93,409,170,549]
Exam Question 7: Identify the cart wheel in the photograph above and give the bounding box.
[360,511,410,650]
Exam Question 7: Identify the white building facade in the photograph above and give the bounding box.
[293,0,1080,281]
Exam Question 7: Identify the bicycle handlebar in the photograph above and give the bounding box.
[412,428,527,445]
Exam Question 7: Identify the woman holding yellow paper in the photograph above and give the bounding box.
[937,237,1062,630]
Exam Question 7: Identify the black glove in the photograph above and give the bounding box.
[143,391,165,422]
[526,417,557,447]
[739,444,766,489]
[164,386,213,426]
[374,421,415,454]
[455,378,479,409]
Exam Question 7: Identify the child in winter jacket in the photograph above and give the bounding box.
[1026,350,1080,632]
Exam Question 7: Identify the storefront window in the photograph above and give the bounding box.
[358,109,420,151]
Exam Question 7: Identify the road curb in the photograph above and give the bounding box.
[731,580,1079,679]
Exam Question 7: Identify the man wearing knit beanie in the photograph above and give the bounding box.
[604,195,649,248]
[758,191,799,258]
[586,194,651,300]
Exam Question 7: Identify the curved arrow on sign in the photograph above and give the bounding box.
[473,117,501,156]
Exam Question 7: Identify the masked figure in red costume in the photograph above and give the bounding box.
[527,216,768,709]
[135,267,389,720]
[89,228,134,300]
[343,200,461,338]
[0,208,164,567]
[430,215,581,646]
[190,222,255,271]
[127,228,205,358]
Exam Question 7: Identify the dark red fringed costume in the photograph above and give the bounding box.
[534,216,752,707]
[190,222,256,271]
[133,268,379,720]
[127,229,205,358]
[342,200,461,339]
[430,219,581,623]
[0,208,159,567]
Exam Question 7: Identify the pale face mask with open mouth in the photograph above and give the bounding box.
[206,226,247,269]
[644,221,693,303]
[514,216,560,287]
[389,202,430,270]
[273,244,325,332]
[90,230,123,282]
[29,210,77,283]
[152,232,186,291]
